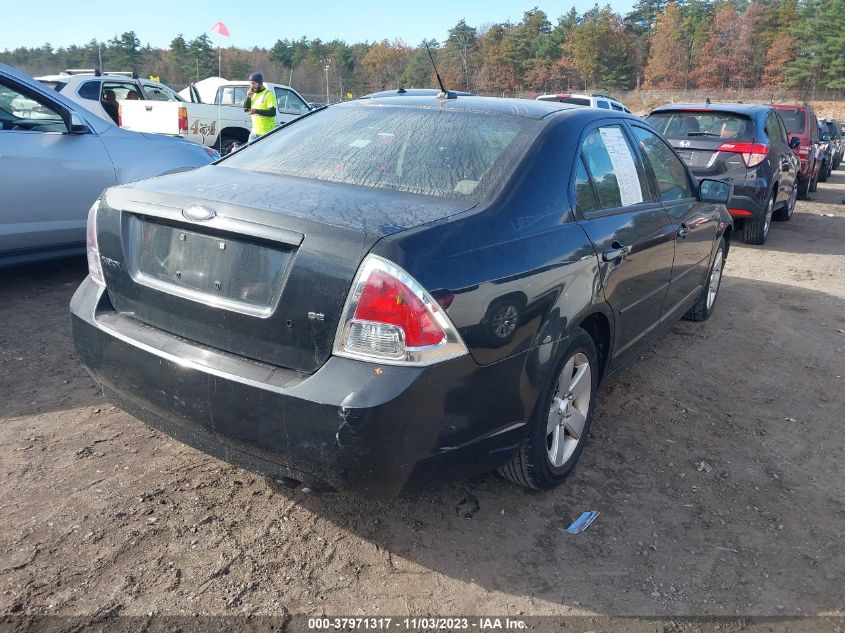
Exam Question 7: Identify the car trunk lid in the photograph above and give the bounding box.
[96,166,475,374]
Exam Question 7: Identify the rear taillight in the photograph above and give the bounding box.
[178,106,188,134]
[797,147,809,158]
[86,201,105,287]
[717,142,768,168]
[333,255,468,366]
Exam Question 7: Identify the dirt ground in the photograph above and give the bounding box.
[1,171,844,630]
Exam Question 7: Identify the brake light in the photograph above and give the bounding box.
[718,142,768,168]
[728,208,753,217]
[86,201,105,287]
[334,255,468,366]
[797,147,809,158]
[178,106,188,134]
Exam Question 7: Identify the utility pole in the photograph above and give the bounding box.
[321,58,332,104]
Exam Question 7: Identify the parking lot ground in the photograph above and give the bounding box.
[1,174,844,626]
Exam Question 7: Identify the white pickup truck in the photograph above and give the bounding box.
[118,80,312,152]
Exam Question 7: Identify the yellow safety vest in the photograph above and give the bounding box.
[249,88,277,136]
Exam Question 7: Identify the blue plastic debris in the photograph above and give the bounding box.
[567,510,600,534]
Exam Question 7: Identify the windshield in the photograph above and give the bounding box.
[647,111,754,140]
[223,105,538,199]
[777,109,805,134]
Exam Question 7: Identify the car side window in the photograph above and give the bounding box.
[631,126,694,202]
[78,81,101,101]
[142,84,180,101]
[574,157,600,213]
[274,88,309,115]
[596,100,610,109]
[580,126,646,210]
[766,111,786,144]
[219,86,249,106]
[103,82,137,100]
[611,103,623,111]
[0,78,67,133]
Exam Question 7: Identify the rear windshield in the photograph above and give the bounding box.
[647,111,754,141]
[223,105,539,199]
[538,95,590,106]
[777,109,805,134]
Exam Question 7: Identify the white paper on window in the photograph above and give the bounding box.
[599,127,643,206]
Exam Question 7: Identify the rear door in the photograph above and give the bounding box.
[629,123,716,321]
[767,110,796,205]
[571,122,676,368]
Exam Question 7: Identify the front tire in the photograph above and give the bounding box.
[498,329,598,490]
[684,238,725,322]
[774,181,797,221]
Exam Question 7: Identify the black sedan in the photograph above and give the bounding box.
[647,103,799,245]
[71,96,732,498]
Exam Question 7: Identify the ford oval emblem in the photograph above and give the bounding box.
[182,205,216,222]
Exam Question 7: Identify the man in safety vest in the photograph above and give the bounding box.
[243,72,277,141]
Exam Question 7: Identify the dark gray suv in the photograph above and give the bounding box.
[647,103,800,245]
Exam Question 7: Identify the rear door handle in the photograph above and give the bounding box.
[677,224,690,238]
[602,241,631,263]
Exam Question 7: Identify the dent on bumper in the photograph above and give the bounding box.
[70,277,531,497]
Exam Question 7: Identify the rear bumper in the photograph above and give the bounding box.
[70,278,530,498]
[723,180,769,220]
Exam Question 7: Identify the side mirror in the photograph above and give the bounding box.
[789,136,801,149]
[821,133,831,142]
[69,112,91,134]
[699,178,731,204]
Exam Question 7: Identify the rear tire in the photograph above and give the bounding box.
[742,193,773,245]
[819,161,829,182]
[216,134,241,155]
[809,169,818,192]
[684,238,725,322]
[498,329,598,490]
[797,177,810,200]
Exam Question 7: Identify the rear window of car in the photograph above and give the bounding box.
[777,109,806,134]
[223,105,539,200]
[647,111,754,141]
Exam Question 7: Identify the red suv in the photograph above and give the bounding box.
[774,104,822,199]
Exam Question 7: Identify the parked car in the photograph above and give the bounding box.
[35,69,191,124]
[821,119,842,171]
[537,92,632,113]
[71,95,732,498]
[817,121,835,182]
[773,103,822,199]
[0,63,218,266]
[647,103,799,245]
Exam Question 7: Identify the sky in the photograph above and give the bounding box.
[4,0,638,51]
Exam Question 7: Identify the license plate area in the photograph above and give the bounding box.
[126,215,294,316]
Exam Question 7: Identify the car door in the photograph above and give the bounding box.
[0,74,117,259]
[629,123,717,322]
[769,110,797,203]
[572,123,676,368]
[273,87,310,125]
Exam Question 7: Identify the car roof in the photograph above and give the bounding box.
[360,88,476,99]
[340,95,584,119]
[650,102,770,115]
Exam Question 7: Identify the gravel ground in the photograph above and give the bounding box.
[1,170,843,631]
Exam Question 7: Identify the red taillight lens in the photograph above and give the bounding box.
[178,106,188,133]
[354,270,444,348]
[797,147,809,157]
[717,142,768,168]
[334,255,468,366]
[728,208,753,217]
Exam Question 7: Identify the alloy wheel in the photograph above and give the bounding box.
[546,352,592,468]
[706,247,724,310]
[763,196,774,238]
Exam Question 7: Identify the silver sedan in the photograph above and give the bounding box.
[0,63,218,265]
